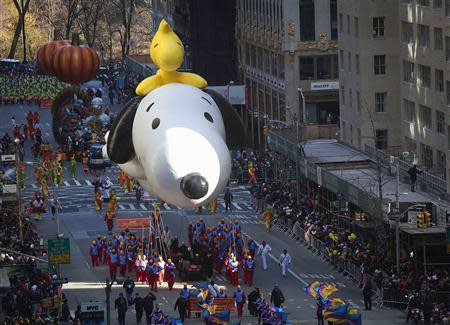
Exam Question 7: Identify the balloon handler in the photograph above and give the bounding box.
[81,151,89,173]
[95,189,103,211]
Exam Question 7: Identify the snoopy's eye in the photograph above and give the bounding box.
[152,118,160,129]
[146,103,155,112]
[204,112,213,123]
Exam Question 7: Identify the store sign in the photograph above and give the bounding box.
[48,238,71,264]
[81,301,105,324]
[311,81,339,91]
[1,155,15,162]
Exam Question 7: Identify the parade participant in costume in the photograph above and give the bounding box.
[165,259,176,290]
[32,193,44,220]
[17,163,25,190]
[157,256,165,285]
[69,155,77,178]
[234,285,246,318]
[95,189,103,211]
[248,163,256,184]
[127,245,134,273]
[217,287,227,298]
[125,175,134,193]
[279,249,292,278]
[40,177,50,200]
[109,249,118,279]
[105,210,114,231]
[208,198,217,214]
[230,255,240,286]
[119,250,127,276]
[118,170,126,190]
[187,221,193,246]
[261,205,273,232]
[257,241,272,271]
[135,254,142,281]
[90,240,100,266]
[81,151,89,172]
[247,238,257,258]
[23,124,29,141]
[35,164,43,185]
[55,162,63,186]
[148,262,159,292]
[141,256,149,283]
[109,191,118,214]
[244,255,255,286]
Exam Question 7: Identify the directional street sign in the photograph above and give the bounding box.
[51,277,69,285]
[48,238,71,264]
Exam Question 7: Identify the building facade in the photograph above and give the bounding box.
[236,0,340,148]
[339,0,450,191]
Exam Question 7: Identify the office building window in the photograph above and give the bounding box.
[436,110,445,134]
[418,64,431,88]
[339,50,344,69]
[342,121,347,141]
[357,91,361,112]
[349,88,353,107]
[271,52,278,77]
[434,28,443,50]
[418,24,430,47]
[373,17,385,38]
[447,81,450,105]
[341,86,345,105]
[419,0,430,5]
[355,54,360,74]
[347,15,350,34]
[434,0,443,8]
[348,52,352,72]
[339,13,343,32]
[402,21,414,43]
[403,60,415,83]
[257,47,263,70]
[437,150,446,176]
[299,56,314,80]
[349,124,353,144]
[419,105,432,129]
[299,0,315,41]
[436,69,444,92]
[333,55,339,78]
[402,0,412,3]
[357,128,361,148]
[330,0,338,40]
[446,37,450,60]
[354,17,359,37]
[374,55,386,75]
[375,92,387,112]
[404,99,416,122]
[250,45,256,68]
[317,56,332,79]
[420,143,433,169]
[375,129,388,149]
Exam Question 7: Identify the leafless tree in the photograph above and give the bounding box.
[8,0,32,60]
[76,0,105,47]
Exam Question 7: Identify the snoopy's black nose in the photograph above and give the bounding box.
[180,173,209,199]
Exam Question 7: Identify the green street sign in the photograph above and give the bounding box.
[48,238,70,265]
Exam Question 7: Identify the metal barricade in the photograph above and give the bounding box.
[381,287,409,308]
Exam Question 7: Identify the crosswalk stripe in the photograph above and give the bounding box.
[119,204,126,210]
[232,202,242,210]
[74,179,81,186]
[85,180,93,186]
[64,181,71,187]
[31,183,38,189]
[220,202,226,208]
[129,203,136,210]
[164,204,171,210]
[140,203,146,210]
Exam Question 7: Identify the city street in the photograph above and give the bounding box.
[0,102,407,324]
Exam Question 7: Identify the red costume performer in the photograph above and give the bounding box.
[90,241,99,266]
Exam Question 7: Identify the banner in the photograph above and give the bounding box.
[115,217,150,230]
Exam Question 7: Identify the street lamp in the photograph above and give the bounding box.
[297,88,306,124]
[226,80,235,101]
[286,105,300,204]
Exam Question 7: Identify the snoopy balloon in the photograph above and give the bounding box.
[105,84,245,208]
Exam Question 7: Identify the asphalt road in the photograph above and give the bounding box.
[1,97,407,324]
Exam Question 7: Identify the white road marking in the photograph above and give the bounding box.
[119,204,126,210]
[31,183,38,188]
[85,180,93,186]
[74,179,81,186]
[164,204,171,210]
[85,262,91,270]
[140,203,146,210]
[64,181,70,187]
[232,202,242,210]
[129,203,136,210]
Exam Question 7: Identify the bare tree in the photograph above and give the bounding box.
[63,0,82,39]
[8,0,32,60]
[76,0,104,47]
[111,0,136,59]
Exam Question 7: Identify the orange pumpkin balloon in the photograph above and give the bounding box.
[37,40,71,75]
[51,39,99,84]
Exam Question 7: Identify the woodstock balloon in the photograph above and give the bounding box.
[105,84,245,208]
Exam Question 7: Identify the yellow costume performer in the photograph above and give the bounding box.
[135,20,207,96]
[261,206,273,232]
[95,189,103,211]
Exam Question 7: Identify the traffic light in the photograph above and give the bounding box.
[424,211,432,228]
[417,212,424,228]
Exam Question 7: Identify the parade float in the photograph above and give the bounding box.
[105,20,245,208]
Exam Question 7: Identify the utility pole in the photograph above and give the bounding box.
[395,157,400,274]
[105,279,113,325]
[15,138,24,245]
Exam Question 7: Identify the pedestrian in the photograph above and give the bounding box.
[143,292,157,324]
[69,155,77,178]
[61,300,71,322]
[362,275,373,310]
[133,293,145,324]
[257,240,272,270]
[233,285,246,318]
[174,295,187,323]
[270,285,285,308]
[224,188,233,212]
[89,240,99,267]
[279,249,292,278]
[247,287,260,316]
[407,164,422,192]
[316,296,325,325]
[123,275,135,303]
[114,293,127,325]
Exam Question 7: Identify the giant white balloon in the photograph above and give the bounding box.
[104,83,245,208]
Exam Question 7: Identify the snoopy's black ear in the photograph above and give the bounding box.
[107,97,140,164]
[203,89,246,149]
